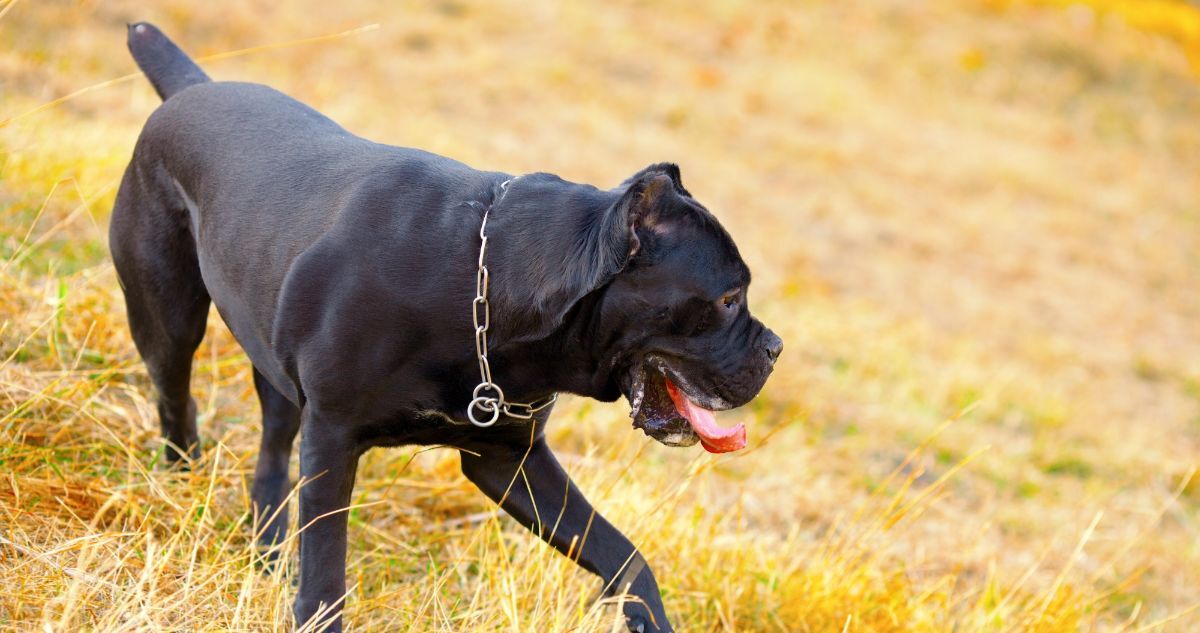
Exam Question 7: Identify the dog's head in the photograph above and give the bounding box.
[597,164,780,452]
[492,163,781,452]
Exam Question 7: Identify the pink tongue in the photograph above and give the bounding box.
[664,379,747,453]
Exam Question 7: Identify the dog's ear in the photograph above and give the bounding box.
[619,168,679,259]
[488,168,682,344]
[619,162,691,199]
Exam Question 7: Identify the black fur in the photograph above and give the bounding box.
[113,24,781,633]
[127,23,210,100]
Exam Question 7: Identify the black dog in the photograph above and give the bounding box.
[112,23,781,632]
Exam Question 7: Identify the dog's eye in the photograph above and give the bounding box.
[720,291,740,310]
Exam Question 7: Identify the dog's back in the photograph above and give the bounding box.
[115,24,507,407]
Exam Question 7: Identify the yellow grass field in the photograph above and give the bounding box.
[2,0,1198,630]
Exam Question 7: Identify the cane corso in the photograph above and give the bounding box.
[112,23,782,632]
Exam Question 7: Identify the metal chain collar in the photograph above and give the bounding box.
[467,178,558,427]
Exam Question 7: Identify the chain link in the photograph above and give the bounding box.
[467,178,558,427]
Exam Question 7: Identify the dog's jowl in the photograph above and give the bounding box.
[112,23,781,633]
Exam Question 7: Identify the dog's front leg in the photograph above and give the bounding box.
[461,437,672,633]
[293,414,360,632]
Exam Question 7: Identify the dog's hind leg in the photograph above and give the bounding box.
[110,165,210,466]
[250,367,301,561]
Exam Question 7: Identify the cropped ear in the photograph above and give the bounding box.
[619,162,691,198]
[620,170,678,259]
[487,169,680,344]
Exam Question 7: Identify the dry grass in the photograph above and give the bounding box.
[2,0,1199,630]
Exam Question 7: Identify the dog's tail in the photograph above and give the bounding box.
[127,22,211,101]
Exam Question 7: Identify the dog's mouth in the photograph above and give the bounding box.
[625,362,747,454]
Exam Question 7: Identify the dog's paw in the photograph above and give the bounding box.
[625,613,671,633]
[161,441,202,470]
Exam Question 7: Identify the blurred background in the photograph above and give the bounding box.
[2,0,1198,630]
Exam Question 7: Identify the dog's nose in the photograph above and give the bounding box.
[762,330,783,364]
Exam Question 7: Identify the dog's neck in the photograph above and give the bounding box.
[480,289,620,404]
[463,174,629,407]
[476,173,626,343]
